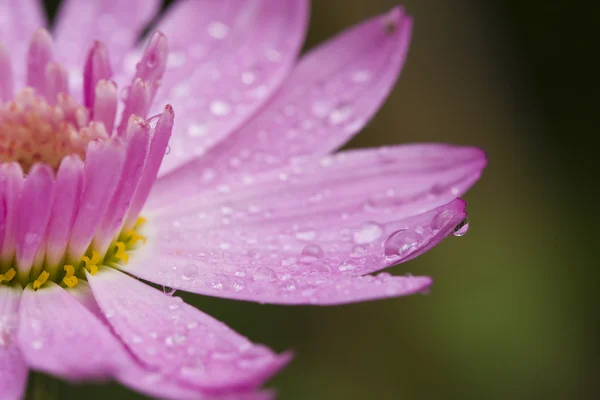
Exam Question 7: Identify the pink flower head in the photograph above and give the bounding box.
[0,1,486,399]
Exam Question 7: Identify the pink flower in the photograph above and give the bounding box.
[0,1,486,399]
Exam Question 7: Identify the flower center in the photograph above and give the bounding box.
[0,217,147,290]
[0,88,107,173]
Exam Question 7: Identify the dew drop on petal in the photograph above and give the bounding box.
[253,266,277,281]
[296,230,316,241]
[209,100,231,116]
[301,244,324,259]
[181,264,198,281]
[207,21,229,39]
[328,104,353,125]
[353,222,383,244]
[432,209,457,231]
[452,217,470,236]
[384,229,421,259]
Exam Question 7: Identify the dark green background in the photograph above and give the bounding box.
[30,0,593,399]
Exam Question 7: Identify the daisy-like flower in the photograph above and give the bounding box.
[0,1,486,399]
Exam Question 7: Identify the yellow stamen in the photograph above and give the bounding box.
[114,242,129,263]
[0,268,16,284]
[124,229,147,246]
[33,271,50,290]
[81,250,100,275]
[135,216,147,227]
[62,265,78,288]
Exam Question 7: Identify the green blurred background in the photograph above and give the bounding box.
[34,0,593,399]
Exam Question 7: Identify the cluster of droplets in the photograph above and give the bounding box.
[146,202,468,304]
[141,12,298,167]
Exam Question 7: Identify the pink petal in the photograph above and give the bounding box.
[87,267,291,391]
[66,139,125,262]
[0,0,46,88]
[160,7,411,187]
[15,164,54,280]
[0,44,13,101]
[147,0,309,175]
[17,283,256,400]
[17,282,132,381]
[26,29,54,98]
[0,286,28,400]
[45,156,84,268]
[93,117,149,255]
[43,62,69,104]
[150,144,485,219]
[126,145,485,305]
[92,79,118,134]
[0,163,24,267]
[83,41,113,110]
[117,367,276,400]
[124,104,174,230]
[53,0,161,90]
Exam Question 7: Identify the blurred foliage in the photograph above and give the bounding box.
[32,0,592,399]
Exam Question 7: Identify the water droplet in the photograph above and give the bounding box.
[338,262,356,272]
[253,266,277,281]
[452,217,469,236]
[207,21,229,39]
[432,210,458,230]
[350,245,367,257]
[310,261,331,273]
[167,52,186,68]
[351,70,372,83]
[295,230,316,241]
[353,222,383,244]
[31,340,43,350]
[301,244,324,259]
[384,230,421,259]
[328,104,353,125]
[182,264,198,281]
[188,123,207,137]
[209,100,231,116]
[24,233,39,245]
[241,70,256,84]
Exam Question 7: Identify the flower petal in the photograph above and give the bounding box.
[0,163,24,266]
[15,164,54,280]
[125,145,485,305]
[87,267,291,392]
[23,283,255,400]
[66,139,125,262]
[0,286,28,400]
[53,0,161,90]
[150,144,485,218]
[147,0,309,175]
[160,7,412,186]
[0,0,46,89]
[45,155,84,268]
[93,117,149,255]
[16,282,132,380]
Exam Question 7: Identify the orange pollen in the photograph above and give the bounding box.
[0,88,108,171]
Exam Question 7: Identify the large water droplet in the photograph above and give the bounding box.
[452,217,470,236]
[301,244,324,259]
[432,210,457,231]
[181,264,198,281]
[253,266,277,281]
[384,229,421,259]
[353,222,383,244]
